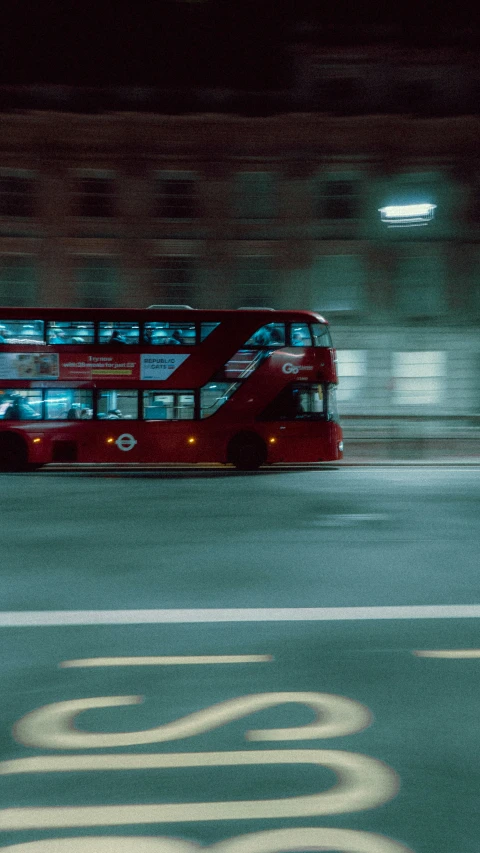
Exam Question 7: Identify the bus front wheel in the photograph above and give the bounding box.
[227,433,267,471]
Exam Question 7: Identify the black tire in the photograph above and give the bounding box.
[0,432,31,472]
[227,433,267,471]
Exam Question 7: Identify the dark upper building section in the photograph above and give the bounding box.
[1,42,478,118]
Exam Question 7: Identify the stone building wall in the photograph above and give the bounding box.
[0,110,479,446]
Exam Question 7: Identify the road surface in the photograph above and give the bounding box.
[0,465,479,852]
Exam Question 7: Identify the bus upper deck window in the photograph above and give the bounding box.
[99,322,139,344]
[47,321,95,345]
[0,320,44,344]
[144,322,196,345]
[311,323,332,347]
[245,323,285,347]
[290,324,312,346]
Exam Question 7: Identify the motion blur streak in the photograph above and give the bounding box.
[60,654,273,667]
[414,649,480,658]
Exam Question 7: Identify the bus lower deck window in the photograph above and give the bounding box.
[96,390,139,419]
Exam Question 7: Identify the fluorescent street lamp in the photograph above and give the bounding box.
[379,203,437,227]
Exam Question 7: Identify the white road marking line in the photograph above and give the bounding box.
[0,605,479,626]
[60,655,273,667]
[414,649,480,658]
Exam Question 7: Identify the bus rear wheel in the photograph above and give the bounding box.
[0,433,36,472]
[227,433,267,471]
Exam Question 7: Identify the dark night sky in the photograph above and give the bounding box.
[1,0,478,89]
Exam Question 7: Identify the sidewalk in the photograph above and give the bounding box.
[338,459,480,465]
[339,438,479,465]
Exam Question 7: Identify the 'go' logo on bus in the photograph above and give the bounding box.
[282,362,300,375]
[281,363,314,375]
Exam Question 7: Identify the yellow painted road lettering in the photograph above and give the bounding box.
[0,748,398,829]
[14,691,372,750]
[0,828,414,851]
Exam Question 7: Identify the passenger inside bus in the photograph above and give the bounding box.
[109,329,127,344]
[291,324,313,346]
[66,405,82,420]
[3,395,39,420]
[247,324,285,347]
[165,329,183,345]
[49,330,67,344]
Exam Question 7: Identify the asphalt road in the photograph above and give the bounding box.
[1,465,479,853]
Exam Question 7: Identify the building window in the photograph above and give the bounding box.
[233,172,276,219]
[73,174,115,218]
[311,255,365,313]
[336,350,368,404]
[0,174,34,218]
[154,174,197,219]
[234,257,275,308]
[75,257,118,308]
[152,257,197,305]
[0,257,37,306]
[316,178,360,219]
[392,352,446,406]
[394,255,446,318]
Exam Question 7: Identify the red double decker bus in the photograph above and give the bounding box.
[0,306,343,471]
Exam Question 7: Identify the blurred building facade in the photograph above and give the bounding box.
[0,68,479,454]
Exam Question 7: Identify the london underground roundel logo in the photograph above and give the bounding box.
[115,433,137,451]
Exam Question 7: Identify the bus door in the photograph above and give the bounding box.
[141,390,198,463]
[261,383,331,462]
